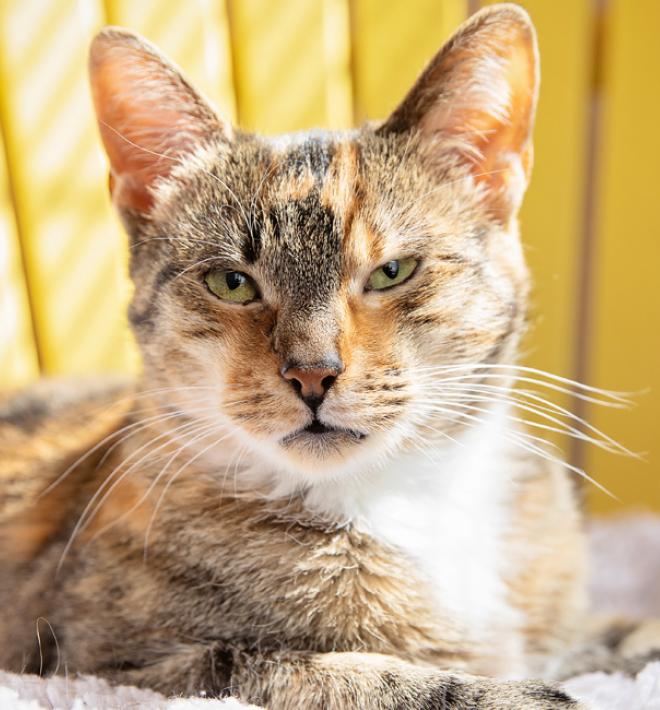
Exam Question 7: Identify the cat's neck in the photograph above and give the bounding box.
[300,401,515,525]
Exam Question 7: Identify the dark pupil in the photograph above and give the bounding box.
[382,260,399,279]
[226,271,245,290]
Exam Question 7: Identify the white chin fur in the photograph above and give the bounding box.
[202,400,527,671]
[300,402,528,673]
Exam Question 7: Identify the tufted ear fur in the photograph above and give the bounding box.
[88,27,230,214]
[379,4,539,218]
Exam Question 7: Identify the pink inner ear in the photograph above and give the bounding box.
[376,7,540,219]
[468,39,536,189]
[97,100,197,213]
[423,18,538,201]
[89,30,223,214]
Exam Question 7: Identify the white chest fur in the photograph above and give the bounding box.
[304,406,526,672]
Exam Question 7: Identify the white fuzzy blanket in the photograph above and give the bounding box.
[2,515,659,709]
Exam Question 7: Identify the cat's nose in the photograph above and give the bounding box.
[281,358,343,408]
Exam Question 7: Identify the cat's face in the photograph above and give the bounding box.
[90,6,538,485]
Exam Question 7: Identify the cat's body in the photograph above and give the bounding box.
[0,381,584,705]
[0,5,657,708]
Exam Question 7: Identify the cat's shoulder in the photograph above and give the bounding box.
[0,377,135,520]
[0,377,132,433]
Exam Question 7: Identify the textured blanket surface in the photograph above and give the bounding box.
[2,514,659,709]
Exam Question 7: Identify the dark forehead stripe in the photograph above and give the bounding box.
[240,138,335,265]
[242,214,262,264]
[284,136,336,181]
[265,194,340,306]
[236,137,345,306]
[236,149,275,265]
[274,139,363,305]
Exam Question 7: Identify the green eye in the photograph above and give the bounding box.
[367,258,418,291]
[205,270,258,303]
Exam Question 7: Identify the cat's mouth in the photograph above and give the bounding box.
[281,419,366,446]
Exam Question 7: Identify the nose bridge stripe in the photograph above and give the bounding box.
[275,307,343,367]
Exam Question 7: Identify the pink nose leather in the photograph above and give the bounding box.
[281,365,338,400]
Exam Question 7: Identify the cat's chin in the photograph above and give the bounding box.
[270,420,367,473]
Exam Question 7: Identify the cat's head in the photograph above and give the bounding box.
[89,4,538,487]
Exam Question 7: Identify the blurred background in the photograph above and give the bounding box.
[0,0,657,514]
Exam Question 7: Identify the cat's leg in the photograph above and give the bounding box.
[104,642,234,699]
[550,617,660,680]
[234,650,585,709]
[109,644,584,709]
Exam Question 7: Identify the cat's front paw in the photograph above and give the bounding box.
[420,677,584,710]
[619,619,660,659]
[553,618,660,679]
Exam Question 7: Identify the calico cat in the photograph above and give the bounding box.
[1,4,658,708]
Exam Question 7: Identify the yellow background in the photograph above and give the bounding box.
[0,0,657,514]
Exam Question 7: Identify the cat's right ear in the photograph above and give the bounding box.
[89,28,231,215]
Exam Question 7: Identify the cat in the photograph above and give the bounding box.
[1,4,658,708]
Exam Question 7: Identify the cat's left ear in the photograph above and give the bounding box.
[379,4,539,218]
[89,28,231,215]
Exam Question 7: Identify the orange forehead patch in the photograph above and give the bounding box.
[320,142,359,214]
[273,162,316,202]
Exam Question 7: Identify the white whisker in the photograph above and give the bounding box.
[143,429,235,555]
[57,416,220,569]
